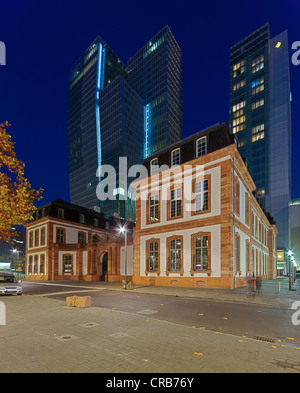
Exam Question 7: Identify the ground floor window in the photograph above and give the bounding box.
[193,235,209,271]
[168,237,182,272]
[63,255,73,274]
[146,240,159,272]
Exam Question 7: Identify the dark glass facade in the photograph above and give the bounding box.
[127,26,183,158]
[67,27,182,219]
[229,23,292,252]
[229,24,270,196]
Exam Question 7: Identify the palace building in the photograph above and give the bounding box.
[132,123,278,289]
[25,199,133,282]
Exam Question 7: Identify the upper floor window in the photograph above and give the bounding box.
[56,228,64,244]
[252,54,264,74]
[234,176,240,216]
[78,232,86,244]
[40,227,46,246]
[196,137,207,158]
[79,214,85,224]
[149,194,159,222]
[195,179,209,213]
[170,187,182,218]
[232,100,246,113]
[58,208,64,219]
[29,231,33,248]
[150,158,159,176]
[233,60,245,78]
[171,148,180,166]
[93,218,99,227]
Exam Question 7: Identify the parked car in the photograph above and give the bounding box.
[0,272,22,295]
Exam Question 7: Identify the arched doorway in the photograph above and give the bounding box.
[100,252,108,281]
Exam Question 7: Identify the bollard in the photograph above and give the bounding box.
[278,282,280,293]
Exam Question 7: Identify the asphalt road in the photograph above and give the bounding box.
[21,281,300,347]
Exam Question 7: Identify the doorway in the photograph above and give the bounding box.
[100,252,108,281]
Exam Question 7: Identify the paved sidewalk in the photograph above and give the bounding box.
[0,278,299,374]
[0,294,300,373]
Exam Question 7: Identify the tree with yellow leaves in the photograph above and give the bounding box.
[0,122,43,242]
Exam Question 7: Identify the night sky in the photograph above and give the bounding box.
[1,0,300,210]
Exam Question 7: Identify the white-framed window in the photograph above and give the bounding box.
[168,238,182,271]
[193,235,209,271]
[170,187,182,218]
[149,194,159,222]
[150,158,159,176]
[195,179,209,213]
[171,148,180,166]
[196,136,207,158]
[63,255,73,274]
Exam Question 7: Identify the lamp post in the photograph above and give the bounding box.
[288,250,293,291]
[119,226,127,290]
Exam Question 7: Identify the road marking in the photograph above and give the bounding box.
[36,289,104,297]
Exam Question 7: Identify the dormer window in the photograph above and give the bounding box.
[171,148,180,166]
[196,136,207,158]
[58,208,64,219]
[150,158,159,176]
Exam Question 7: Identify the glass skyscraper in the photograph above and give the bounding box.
[229,23,292,260]
[67,26,182,220]
[127,26,183,158]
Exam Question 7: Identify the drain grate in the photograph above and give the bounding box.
[252,335,276,343]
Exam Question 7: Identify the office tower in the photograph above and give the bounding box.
[67,37,128,212]
[229,23,292,260]
[127,25,183,158]
[67,26,182,219]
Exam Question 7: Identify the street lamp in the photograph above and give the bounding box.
[119,226,128,290]
[288,250,293,290]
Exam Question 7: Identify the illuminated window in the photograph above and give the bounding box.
[149,194,159,222]
[168,238,182,271]
[233,60,245,78]
[252,54,264,74]
[233,101,246,113]
[252,123,265,134]
[233,80,246,91]
[275,41,282,49]
[193,235,209,271]
[252,132,264,142]
[252,99,264,110]
[233,116,246,127]
[146,240,159,272]
[232,124,245,134]
[252,77,264,95]
[63,255,73,274]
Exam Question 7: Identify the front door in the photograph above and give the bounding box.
[100,252,108,281]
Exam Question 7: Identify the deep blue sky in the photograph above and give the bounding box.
[0,0,299,209]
